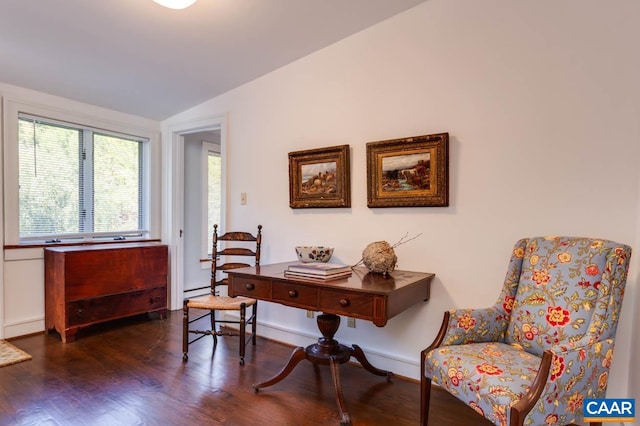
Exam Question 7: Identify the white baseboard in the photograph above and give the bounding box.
[4,317,44,339]
[222,311,421,381]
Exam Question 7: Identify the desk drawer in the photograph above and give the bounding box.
[272,283,317,309]
[319,289,373,318]
[229,277,271,299]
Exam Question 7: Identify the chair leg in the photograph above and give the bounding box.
[210,309,218,350]
[239,303,247,365]
[182,300,189,362]
[420,376,432,426]
[251,302,257,345]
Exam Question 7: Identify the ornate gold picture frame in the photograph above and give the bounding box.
[366,133,449,207]
[289,145,351,208]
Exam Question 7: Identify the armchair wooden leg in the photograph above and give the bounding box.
[182,300,189,362]
[239,303,247,365]
[420,347,433,426]
[420,376,432,426]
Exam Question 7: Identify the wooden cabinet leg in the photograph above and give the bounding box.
[62,328,78,343]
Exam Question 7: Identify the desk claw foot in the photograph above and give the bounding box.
[340,413,352,426]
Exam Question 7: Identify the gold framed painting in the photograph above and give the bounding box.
[289,144,351,208]
[366,133,449,207]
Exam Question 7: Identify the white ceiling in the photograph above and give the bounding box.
[0,0,426,121]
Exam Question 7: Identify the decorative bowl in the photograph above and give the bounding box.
[295,246,334,263]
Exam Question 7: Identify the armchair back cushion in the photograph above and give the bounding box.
[421,236,631,426]
[503,237,630,357]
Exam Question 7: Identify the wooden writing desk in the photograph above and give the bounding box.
[228,261,435,425]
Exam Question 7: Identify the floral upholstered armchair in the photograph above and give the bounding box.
[421,236,632,426]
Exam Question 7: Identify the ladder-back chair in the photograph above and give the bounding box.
[183,224,262,365]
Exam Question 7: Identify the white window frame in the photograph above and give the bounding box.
[3,98,161,245]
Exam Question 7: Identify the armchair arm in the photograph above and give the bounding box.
[425,307,510,351]
[511,338,615,426]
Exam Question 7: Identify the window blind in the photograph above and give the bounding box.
[18,114,149,242]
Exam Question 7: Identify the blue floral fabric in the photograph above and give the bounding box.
[424,237,631,426]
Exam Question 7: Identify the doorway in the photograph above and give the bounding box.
[182,132,222,294]
[165,114,227,311]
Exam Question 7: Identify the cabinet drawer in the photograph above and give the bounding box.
[230,277,271,299]
[319,289,373,318]
[67,287,166,327]
[272,283,317,309]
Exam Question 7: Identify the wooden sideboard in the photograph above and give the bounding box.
[44,242,168,342]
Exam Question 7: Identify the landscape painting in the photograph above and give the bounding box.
[381,152,431,192]
[367,133,449,207]
[301,161,337,195]
[289,145,350,208]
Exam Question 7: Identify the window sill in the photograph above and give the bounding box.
[4,239,162,250]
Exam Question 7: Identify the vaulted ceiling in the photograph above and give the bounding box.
[0,0,426,120]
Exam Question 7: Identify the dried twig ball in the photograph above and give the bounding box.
[362,241,397,275]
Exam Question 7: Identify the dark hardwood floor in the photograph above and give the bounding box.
[0,311,493,426]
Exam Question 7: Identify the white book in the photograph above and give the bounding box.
[287,262,352,276]
[284,270,352,281]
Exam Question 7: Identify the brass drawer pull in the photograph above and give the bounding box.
[245,283,255,290]
[339,298,350,307]
[288,290,298,298]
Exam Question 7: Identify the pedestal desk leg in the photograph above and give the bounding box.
[351,344,393,381]
[330,356,352,426]
[253,346,307,391]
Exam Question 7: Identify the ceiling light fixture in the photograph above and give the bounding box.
[152,0,197,9]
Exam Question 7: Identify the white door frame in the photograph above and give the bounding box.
[163,114,227,311]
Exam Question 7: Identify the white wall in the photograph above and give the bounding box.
[165,0,640,399]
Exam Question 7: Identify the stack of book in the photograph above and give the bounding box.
[284,262,352,281]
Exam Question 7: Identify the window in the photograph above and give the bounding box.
[207,151,222,242]
[17,114,149,243]
[204,143,222,256]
